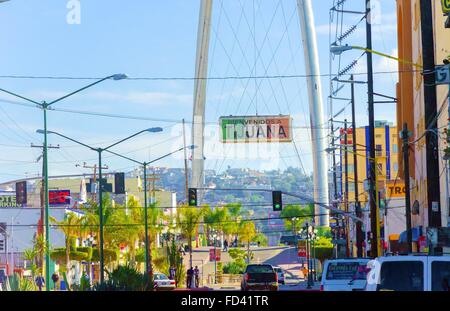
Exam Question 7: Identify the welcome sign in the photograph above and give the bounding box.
[220,115,292,143]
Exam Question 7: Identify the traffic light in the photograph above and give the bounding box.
[0,239,4,252]
[114,173,125,194]
[272,191,282,211]
[188,188,197,206]
[15,181,27,205]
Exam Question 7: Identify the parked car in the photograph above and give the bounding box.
[320,258,371,291]
[241,264,278,291]
[273,266,285,285]
[365,255,450,291]
[153,273,176,290]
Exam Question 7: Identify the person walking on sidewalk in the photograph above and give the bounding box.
[186,267,194,289]
[194,266,200,288]
[35,274,45,291]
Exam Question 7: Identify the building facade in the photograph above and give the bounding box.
[340,121,400,205]
[397,0,450,235]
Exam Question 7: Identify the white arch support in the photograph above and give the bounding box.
[297,0,330,226]
[191,0,213,192]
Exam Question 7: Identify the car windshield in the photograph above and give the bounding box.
[431,261,450,291]
[326,262,368,280]
[378,261,424,291]
[246,265,273,273]
[154,274,168,280]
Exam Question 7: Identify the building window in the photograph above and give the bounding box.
[348,182,355,192]
[347,165,354,173]
[377,163,383,175]
[393,162,399,173]
[376,145,383,157]
[392,144,398,153]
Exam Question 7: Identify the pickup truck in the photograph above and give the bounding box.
[241,264,278,291]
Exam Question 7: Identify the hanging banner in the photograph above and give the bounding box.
[220,115,292,143]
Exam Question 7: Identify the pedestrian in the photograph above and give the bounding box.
[51,272,59,291]
[35,273,45,291]
[186,267,193,289]
[169,266,176,280]
[223,239,228,252]
[194,266,200,288]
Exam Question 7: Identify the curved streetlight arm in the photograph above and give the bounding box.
[0,87,41,106]
[104,149,143,166]
[146,146,187,165]
[47,75,122,106]
[104,129,156,151]
[39,130,97,152]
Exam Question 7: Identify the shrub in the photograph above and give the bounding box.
[92,265,150,291]
[223,258,246,274]
[76,247,93,261]
[91,248,118,264]
[50,249,89,263]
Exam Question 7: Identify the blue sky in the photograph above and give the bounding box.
[0,0,399,183]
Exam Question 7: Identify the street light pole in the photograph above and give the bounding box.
[214,233,217,285]
[97,149,105,283]
[42,103,51,288]
[143,163,150,279]
[1,73,127,289]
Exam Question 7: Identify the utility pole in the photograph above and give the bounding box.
[420,0,441,229]
[350,75,363,257]
[366,0,380,258]
[77,162,109,202]
[401,123,413,253]
[331,122,339,202]
[344,120,350,257]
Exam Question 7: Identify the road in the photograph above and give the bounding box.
[179,245,321,291]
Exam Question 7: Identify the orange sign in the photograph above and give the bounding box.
[386,182,406,198]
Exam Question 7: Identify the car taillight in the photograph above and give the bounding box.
[275,273,278,282]
[245,274,249,281]
[170,280,175,285]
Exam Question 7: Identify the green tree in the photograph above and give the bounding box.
[280,205,312,233]
[238,222,256,263]
[176,206,204,268]
[50,212,83,274]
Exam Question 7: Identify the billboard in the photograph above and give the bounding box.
[220,115,292,143]
[0,195,21,208]
[49,190,71,206]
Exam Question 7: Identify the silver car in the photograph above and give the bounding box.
[154,273,176,290]
[273,266,285,285]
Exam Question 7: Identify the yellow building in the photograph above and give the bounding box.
[340,121,399,205]
[397,0,450,230]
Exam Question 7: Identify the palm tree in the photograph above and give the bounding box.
[23,248,38,278]
[50,212,83,274]
[176,206,204,268]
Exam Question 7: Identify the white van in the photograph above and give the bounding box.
[365,255,450,291]
[320,258,370,291]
